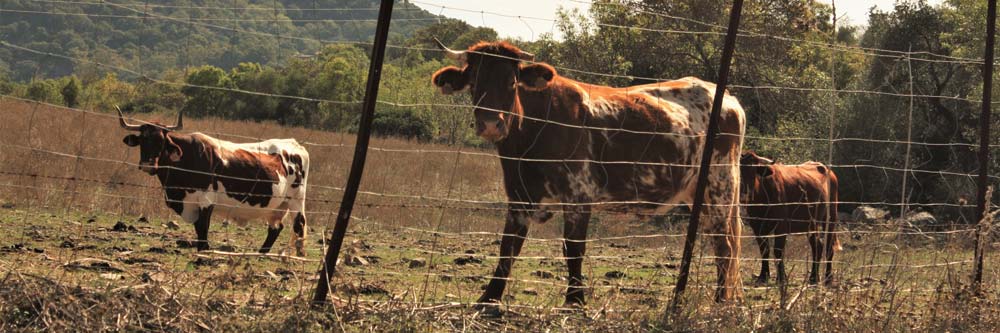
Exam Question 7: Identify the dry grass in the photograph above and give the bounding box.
[1,99,999,332]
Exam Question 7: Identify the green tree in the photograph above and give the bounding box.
[25,79,60,104]
[61,76,81,108]
[182,65,234,118]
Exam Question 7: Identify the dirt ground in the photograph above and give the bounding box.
[1,100,998,331]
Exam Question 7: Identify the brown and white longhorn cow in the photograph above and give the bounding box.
[431,40,747,304]
[118,110,310,256]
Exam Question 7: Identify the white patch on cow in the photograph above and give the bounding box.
[193,133,303,166]
[571,168,606,201]
[522,196,559,225]
[583,97,618,118]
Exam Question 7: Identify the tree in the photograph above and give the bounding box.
[25,79,60,104]
[61,76,81,108]
[182,65,234,118]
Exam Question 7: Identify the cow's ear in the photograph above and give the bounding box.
[431,66,468,95]
[164,137,183,162]
[123,135,140,147]
[518,63,555,90]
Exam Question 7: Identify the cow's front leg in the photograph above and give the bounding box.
[194,206,213,251]
[754,233,771,285]
[478,209,534,305]
[563,207,590,306]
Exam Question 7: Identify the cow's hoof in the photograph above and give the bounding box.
[559,300,585,312]
[564,295,586,308]
[754,274,769,285]
[473,300,502,317]
[258,248,272,254]
[295,249,306,257]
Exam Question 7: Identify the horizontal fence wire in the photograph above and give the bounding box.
[0,0,995,324]
[1,137,992,210]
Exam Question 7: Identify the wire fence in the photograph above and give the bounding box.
[0,0,998,329]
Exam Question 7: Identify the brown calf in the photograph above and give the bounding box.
[740,152,842,285]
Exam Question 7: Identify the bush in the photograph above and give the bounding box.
[371,107,436,141]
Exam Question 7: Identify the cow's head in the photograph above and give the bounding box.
[119,108,183,175]
[431,38,556,143]
[740,151,776,187]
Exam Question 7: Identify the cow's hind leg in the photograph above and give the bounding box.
[808,233,822,285]
[704,161,743,301]
[291,212,307,257]
[260,205,288,254]
[774,235,788,283]
[260,223,283,254]
[288,193,308,257]
[563,207,590,306]
[194,206,213,251]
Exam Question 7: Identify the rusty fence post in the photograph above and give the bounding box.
[671,0,745,307]
[974,0,997,288]
[312,0,394,307]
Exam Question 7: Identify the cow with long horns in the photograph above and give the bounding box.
[431,39,747,304]
[118,110,311,256]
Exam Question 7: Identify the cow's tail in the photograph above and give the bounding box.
[826,165,843,252]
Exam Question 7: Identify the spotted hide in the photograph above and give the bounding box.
[740,151,842,286]
[118,110,310,256]
[431,40,746,305]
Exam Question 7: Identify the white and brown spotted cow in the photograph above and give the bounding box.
[431,40,746,304]
[118,110,310,256]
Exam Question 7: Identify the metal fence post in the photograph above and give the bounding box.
[672,0,745,306]
[974,0,997,288]
[312,0,394,307]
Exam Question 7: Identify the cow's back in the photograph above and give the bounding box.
[746,162,836,233]
[573,77,745,212]
[186,134,309,224]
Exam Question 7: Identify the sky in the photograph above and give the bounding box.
[820,0,945,27]
[410,0,947,41]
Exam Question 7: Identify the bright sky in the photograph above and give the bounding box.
[819,0,945,26]
[410,0,947,41]
[409,0,590,41]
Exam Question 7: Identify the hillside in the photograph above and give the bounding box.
[0,0,441,80]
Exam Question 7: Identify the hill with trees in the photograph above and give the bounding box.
[0,0,445,80]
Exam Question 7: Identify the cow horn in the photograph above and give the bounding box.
[433,37,466,63]
[117,106,142,131]
[518,50,535,61]
[165,111,183,131]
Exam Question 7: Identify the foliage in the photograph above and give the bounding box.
[61,76,81,108]
[0,0,442,81]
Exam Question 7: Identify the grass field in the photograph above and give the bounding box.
[1,99,998,332]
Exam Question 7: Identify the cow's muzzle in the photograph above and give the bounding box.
[476,119,507,143]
